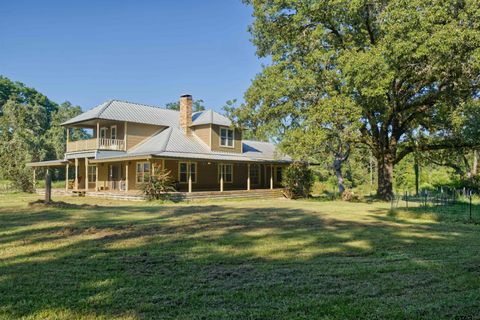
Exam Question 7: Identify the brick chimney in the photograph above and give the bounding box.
[179,94,192,135]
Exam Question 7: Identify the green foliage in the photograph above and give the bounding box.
[240,0,480,199]
[283,162,314,198]
[0,76,83,189]
[0,96,47,192]
[46,101,85,160]
[139,168,176,201]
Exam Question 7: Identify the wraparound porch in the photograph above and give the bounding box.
[30,157,287,194]
[35,187,285,201]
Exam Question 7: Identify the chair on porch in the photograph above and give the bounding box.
[69,176,83,189]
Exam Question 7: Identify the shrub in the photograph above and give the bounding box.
[341,189,359,202]
[283,162,314,199]
[139,168,176,201]
[6,166,34,193]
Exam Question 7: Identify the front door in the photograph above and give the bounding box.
[109,164,120,190]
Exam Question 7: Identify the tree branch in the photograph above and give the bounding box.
[394,140,480,165]
[364,3,376,45]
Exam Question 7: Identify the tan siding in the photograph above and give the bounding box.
[192,124,211,147]
[90,159,279,192]
[95,121,125,139]
[126,123,163,150]
[96,163,109,190]
[210,125,242,153]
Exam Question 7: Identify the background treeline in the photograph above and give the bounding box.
[0,76,85,191]
[1,74,478,196]
[312,146,480,198]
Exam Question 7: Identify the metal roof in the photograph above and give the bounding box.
[242,140,291,161]
[27,159,68,167]
[124,126,291,163]
[62,99,232,127]
[192,109,231,127]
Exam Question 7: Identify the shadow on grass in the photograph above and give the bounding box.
[0,198,480,319]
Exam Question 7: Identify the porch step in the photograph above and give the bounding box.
[174,189,285,201]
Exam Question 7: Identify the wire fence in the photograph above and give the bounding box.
[391,187,480,223]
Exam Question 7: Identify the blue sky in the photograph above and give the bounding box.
[0,0,264,112]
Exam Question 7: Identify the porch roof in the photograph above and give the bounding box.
[26,159,68,167]
[88,150,290,164]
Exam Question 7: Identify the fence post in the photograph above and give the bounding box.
[405,191,408,209]
[470,193,472,222]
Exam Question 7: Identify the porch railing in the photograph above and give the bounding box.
[66,138,125,152]
[99,138,125,150]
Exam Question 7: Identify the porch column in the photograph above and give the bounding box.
[65,164,69,191]
[247,163,251,191]
[188,162,192,193]
[220,163,224,192]
[125,162,129,191]
[74,158,79,190]
[85,158,89,191]
[96,121,100,148]
[95,165,98,191]
[32,168,36,188]
[124,121,128,151]
[270,165,273,190]
[66,127,69,148]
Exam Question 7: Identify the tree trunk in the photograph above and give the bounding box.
[333,158,345,194]
[376,153,394,200]
[473,150,478,176]
[414,159,419,196]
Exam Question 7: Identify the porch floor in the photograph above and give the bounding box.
[36,188,285,201]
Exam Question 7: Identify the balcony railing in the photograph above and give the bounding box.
[67,138,125,152]
[98,138,125,150]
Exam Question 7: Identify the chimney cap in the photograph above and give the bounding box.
[180,94,192,98]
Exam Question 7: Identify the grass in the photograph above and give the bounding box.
[390,196,480,223]
[0,193,479,319]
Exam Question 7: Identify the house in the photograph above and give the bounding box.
[28,95,291,194]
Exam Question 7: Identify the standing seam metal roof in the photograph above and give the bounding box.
[61,99,290,163]
[61,99,232,127]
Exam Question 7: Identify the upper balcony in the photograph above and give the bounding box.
[65,120,127,153]
[66,138,125,152]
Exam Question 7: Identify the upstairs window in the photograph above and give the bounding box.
[220,128,234,147]
[110,125,117,140]
[99,127,107,139]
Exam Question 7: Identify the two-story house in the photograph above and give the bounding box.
[28,94,291,194]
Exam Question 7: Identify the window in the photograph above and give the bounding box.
[276,166,283,183]
[218,164,233,183]
[88,165,97,183]
[220,128,234,147]
[110,125,117,140]
[99,127,107,139]
[136,162,150,183]
[250,164,260,185]
[179,162,196,183]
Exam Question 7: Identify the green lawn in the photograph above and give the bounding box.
[0,193,479,319]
